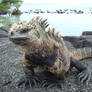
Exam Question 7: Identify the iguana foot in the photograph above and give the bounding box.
[78,67,91,85]
[41,78,63,89]
[17,75,41,88]
[71,57,92,85]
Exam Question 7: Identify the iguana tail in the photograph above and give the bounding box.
[70,47,92,60]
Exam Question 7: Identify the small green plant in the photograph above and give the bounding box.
[0,3,10,11]
[0,0,23,14]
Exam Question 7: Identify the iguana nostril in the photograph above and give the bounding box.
[11,32,14,36]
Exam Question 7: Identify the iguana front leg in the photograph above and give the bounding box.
[71,57,91,85]
[17,56,41,88]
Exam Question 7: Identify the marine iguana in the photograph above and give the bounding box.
[8,17,92,88]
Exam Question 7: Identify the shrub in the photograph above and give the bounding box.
[0,3,10,11]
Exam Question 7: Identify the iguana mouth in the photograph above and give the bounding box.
[9,37,29,45]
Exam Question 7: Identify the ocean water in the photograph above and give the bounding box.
[0,3,92,36]
[19,13,92,36]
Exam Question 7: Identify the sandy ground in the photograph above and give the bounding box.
[0,27,92,92]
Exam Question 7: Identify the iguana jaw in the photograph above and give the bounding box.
[9,36,30,45]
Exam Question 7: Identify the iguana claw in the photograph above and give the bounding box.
[17,75,41,88]
[78,67,91,85]
[41,78,62,89]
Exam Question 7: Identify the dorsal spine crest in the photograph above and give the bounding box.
[47,27,63,43]
[31,17,49,30]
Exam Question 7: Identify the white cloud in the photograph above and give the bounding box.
[23,0,92,5]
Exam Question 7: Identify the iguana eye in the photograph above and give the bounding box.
[36,31,40,38]
[20,28,30,33]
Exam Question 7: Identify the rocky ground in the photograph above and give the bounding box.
[0,26,92,92]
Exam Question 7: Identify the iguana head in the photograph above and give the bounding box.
[8,17,50,53]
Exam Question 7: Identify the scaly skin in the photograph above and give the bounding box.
[70,47,92,60]
[8,17,92,88]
